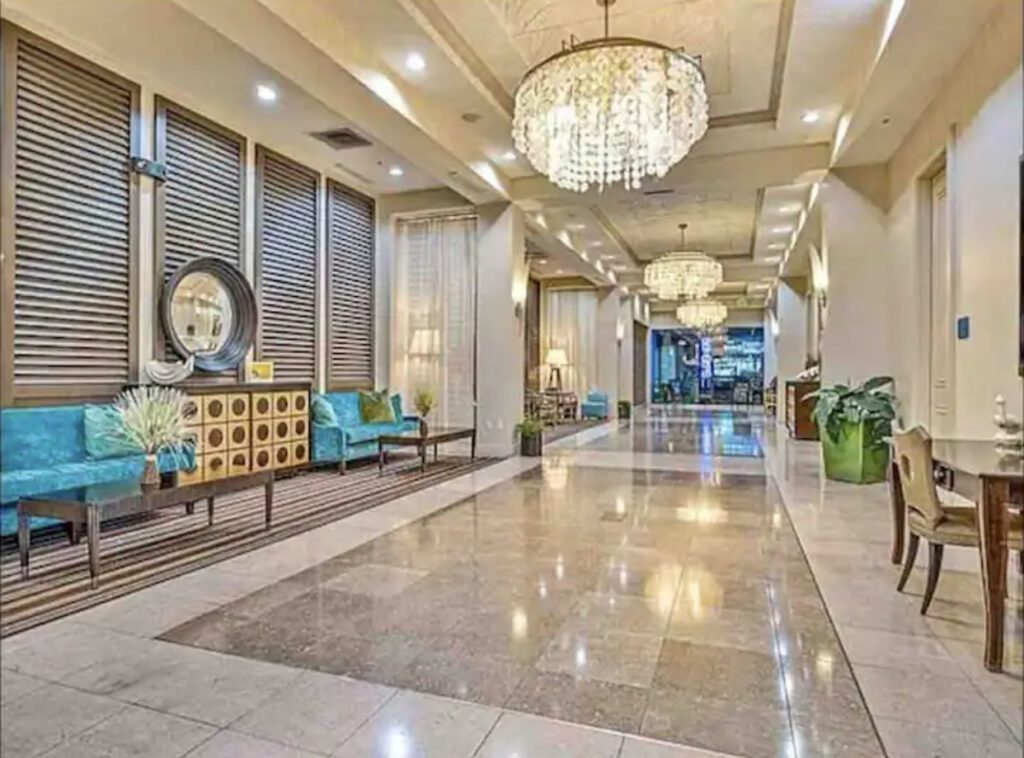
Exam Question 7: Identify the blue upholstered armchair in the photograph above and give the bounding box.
[580,390,610,420]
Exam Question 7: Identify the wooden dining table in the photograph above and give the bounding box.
[890,440,1023,672]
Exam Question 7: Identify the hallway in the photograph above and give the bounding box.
[1,411,1020,757]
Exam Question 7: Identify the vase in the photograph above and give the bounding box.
[419,417,429,438]
[141,453,160,490]
[520,434,543,457]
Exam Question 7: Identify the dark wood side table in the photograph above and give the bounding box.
[377,427,477,474]
[18,470,274,589]
[786,380,819,440]
[890,440,1023,671]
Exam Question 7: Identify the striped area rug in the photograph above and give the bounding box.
[0,456,494,637]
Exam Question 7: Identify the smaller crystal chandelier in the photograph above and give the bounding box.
[644,224,722,300]
[676,299,728,330]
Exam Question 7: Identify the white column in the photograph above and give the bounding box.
[594,288,620,409]
[135,86,156,375]
[617,297,635,410]
[475,202,526,457]
[775,280,808,424]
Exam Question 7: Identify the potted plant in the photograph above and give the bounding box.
[516,417,544,457]
[807,376,897,484]
[617,400,631,420]
[109,385,194,489]
[413,387,435,437]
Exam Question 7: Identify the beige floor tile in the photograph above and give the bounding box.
[322,563,428,598]
[231,670,395,754]
[874,717,1023,758]
[837,624,966,676]
[186,730,324,757]
[0,669,46,705]
[39,704,215,758]
[619,736,737,757]
[331,690,499,757]
[475,711,622,758]
[0,682,125,758]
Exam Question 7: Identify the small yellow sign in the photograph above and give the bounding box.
[247,361,275,383]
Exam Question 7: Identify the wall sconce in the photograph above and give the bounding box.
[512,277,527,321]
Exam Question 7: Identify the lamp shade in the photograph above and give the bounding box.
[544,348,568,366]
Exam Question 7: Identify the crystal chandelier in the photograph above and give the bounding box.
[644,224,722,300]
[512,0,709,192]
[676,299,728,330]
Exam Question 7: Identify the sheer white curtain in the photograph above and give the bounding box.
[391,214,477,429]
[543,289,598,394]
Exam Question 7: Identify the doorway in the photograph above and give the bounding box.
[928,167,955,435]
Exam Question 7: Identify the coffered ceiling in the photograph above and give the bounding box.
[3,0,996,310]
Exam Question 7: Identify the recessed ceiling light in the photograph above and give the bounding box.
[388,166,404,177]
[801,111,820,124]
[768,243,785,250]
[405,52,426,72]
[536,258,548,265]
[555,268,565,274]
[772,226,793,234]
[779,204,801,214]
[256,84,277,103]
[566,222,585,231]
[501,150,517,161]
[765,255,782,264]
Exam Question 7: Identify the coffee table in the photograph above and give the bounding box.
[17,470,274,588]
[377,427,476,474]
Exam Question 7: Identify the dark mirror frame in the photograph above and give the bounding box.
[160,257,257,372]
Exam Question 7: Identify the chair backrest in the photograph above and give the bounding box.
[324,392,362,427]
[892,426,943,528]
[1,405,88,471]
[586,390,608,403]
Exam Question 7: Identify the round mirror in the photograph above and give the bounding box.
[161,258,257,372]
[170,272,234,355]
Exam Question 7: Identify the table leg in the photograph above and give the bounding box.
[18,505,30,580]
[185,501,195,516]
[421,443,427,473]
[889,457,906,565]
[977,476,1009,672]
[471,433,477,462]
[379,442,385,476]
[207,497,215,527]
[434,444,438,462]
[264,479,273,529]
[86,505,101,589]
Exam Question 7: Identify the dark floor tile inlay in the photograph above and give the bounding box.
[162,464,881,757]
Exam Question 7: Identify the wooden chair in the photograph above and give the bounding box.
[893,427,1023,614]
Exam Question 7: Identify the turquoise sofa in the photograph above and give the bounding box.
[581,390,610,420]
[311,392,419,472]
[0,405,192,537]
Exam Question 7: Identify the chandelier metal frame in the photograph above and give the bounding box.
[512,0,709,192]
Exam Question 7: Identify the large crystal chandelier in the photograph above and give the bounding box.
[676,299,728,330]
[644,224,722,300]
[512,0,709,192]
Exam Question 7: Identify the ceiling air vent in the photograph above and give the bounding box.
[310,127,372,150]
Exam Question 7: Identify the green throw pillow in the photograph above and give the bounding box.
[83,405,143,460]
[311,396,339,427]
[359,390,396,424]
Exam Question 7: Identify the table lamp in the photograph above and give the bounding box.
[545,348,568,392]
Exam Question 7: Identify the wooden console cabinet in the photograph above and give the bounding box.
[786,380,820,440]
[178,383,310,484]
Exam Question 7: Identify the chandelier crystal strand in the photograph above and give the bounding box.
[676,299,728,330]
[512,2,708,193]
[644,224,722,300]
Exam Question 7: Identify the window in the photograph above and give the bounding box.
[326,180,375,390]
[255,147,318,383]
[0,24,139,405]
[154,98,245,376]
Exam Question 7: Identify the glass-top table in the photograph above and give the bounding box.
[17,469,274,588]
[377,427,477,474]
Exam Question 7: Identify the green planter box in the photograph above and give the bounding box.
[820,421,890,484]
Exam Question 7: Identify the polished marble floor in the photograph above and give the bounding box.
[2,408,1021,758]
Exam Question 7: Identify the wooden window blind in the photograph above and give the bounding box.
[326,180,375,390]
[0,24,139,405]
[154,98,245,376]
[255,147,318,383]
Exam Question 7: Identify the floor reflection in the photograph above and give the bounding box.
[164,409,878,758]
[582,405,765,457]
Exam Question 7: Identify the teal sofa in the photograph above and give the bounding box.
[0,405,192,537]
[311,392,419,472]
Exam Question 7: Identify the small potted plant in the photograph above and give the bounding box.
[807,376,898,484]
[617,399,632,420]
[413,387,435,437]
[516,416,544,457]
[109,385,195,489]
